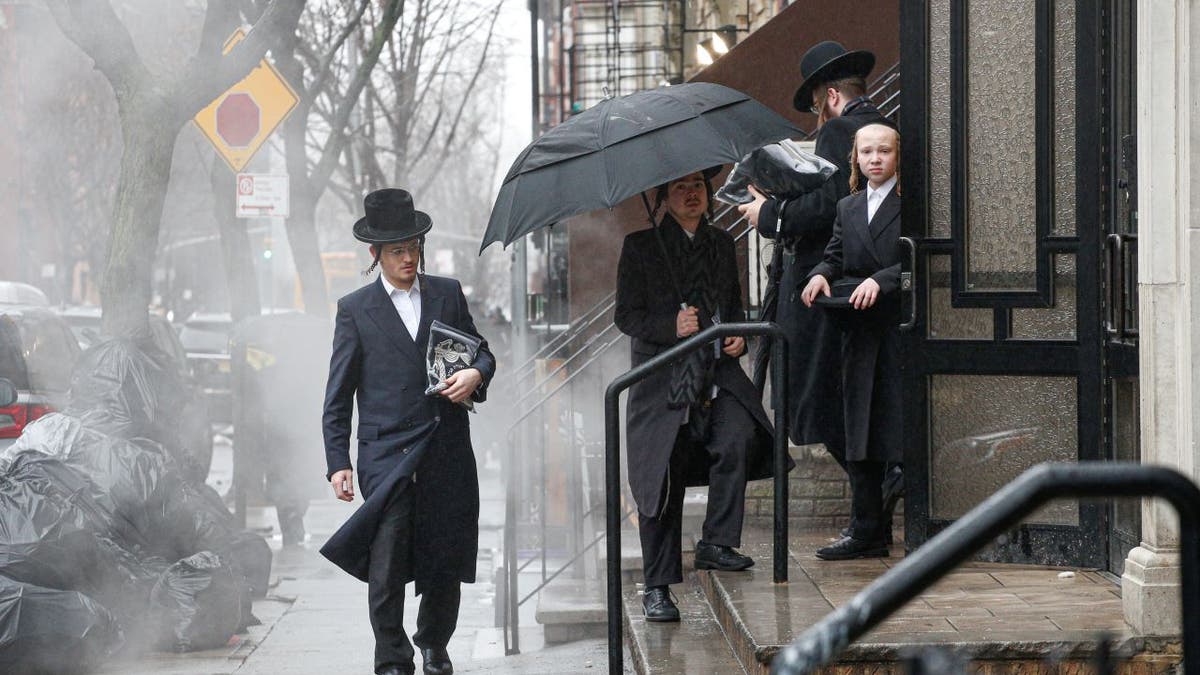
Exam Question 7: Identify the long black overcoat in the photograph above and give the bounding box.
[320,274,496,589]
[614,220,783,517]
[808,188,902,463]
[757,99,891,447]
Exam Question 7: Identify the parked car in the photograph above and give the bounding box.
[179,312,235,425]
[0,281,49,306]
[0,305,81,445]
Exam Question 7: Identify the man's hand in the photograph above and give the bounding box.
[440,367,483,404]
[331,469,355,502]
[801,275,831,307]
[849,278,881,309]
[737,185,768,228]
[676,306,700,337]
[722,336,745,357]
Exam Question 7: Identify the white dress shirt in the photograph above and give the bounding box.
[866,174,898,223]
[381,274,421,340]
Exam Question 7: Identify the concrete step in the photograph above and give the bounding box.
[622,571,747,675]
[534,577,607,645]
[693,525,1181,674]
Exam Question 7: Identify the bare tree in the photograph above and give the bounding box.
[44,0,306,336]
[316,0,506,303]
[223,0,400,318]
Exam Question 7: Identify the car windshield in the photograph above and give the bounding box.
[180,322,231,354]
[0,313,78,392]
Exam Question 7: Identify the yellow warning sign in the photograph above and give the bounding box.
[193,29,299,172]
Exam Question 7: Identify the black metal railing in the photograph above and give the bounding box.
[604,321,789,675]
[770,462,1200,674]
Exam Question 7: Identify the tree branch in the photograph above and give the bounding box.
[43,0,151,101]
[310,0,404,192]
[178,0,307,116]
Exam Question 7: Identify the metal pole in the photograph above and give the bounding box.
[772,334,789,583]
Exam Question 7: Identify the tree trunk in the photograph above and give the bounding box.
[100,108,180,337]
[211,158,262,323]
[285,187,330,317]
[282,109,330,317]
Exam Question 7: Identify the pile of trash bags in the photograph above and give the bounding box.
[0,339,270,673]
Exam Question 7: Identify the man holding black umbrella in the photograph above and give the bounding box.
[615,171,784,622]
[739,41,901,538]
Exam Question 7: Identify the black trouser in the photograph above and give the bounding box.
[368,482,461,674]
[639,392,754,587]
[847,460,886,542]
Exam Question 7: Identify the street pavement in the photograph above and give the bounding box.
[97,440,620,675]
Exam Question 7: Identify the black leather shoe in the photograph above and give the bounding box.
[421,647,452,675]
[376,666,414,675]
[694,541,755,571]
[841,526,894,545]
[815,536,889,561]
[642,585,680,622]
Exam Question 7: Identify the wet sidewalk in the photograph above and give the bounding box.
[98,459,623,675]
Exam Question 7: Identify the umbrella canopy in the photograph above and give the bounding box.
[480,83,800,251]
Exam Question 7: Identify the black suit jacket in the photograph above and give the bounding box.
[320,274,496,585]
[808,187,902,462]
[753,98,891,447]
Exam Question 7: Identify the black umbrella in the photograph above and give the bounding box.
[479,83,800,251]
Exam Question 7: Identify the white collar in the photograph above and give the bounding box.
[867,175,898,200]
[381,274,420,297]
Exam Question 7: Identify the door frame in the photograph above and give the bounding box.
[899,0,1107,566]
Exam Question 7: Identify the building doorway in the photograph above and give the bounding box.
[898,0,1138,568]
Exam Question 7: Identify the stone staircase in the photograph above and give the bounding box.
[622,527,1183,674]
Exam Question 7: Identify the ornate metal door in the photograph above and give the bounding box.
[899,0,1110,566]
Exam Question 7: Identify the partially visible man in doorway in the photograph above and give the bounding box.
[321,188,496,675]
[616,170,786,622]
[739,41,901,538]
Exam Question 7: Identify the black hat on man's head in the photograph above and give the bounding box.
[792,41,876,112]
[353,188,433,244]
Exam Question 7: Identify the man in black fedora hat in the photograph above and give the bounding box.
[321,188,496,675]
[738,41,900,541]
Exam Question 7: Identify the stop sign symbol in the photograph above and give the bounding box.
[216,93,260,148]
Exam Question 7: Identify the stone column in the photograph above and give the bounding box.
[1122,0,1197,636]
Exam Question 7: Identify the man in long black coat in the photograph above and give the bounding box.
[615,171,783,623]
[321,188,496,675]
[740,42,891,474]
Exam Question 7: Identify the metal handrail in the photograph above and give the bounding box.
[605,321,789,675]
[770,462,1200,674]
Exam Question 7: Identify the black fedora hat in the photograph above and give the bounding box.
[792,41,876,112]
[352,188,433,244]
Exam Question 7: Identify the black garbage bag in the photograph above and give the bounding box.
[0,574,124,675]
[714,139,837,204]
[150,552,249,652]
[3,415,272,597]
[158,481,272,598]
[66,339,210,481]
[0,455,161,615]
[3,415,180,551]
